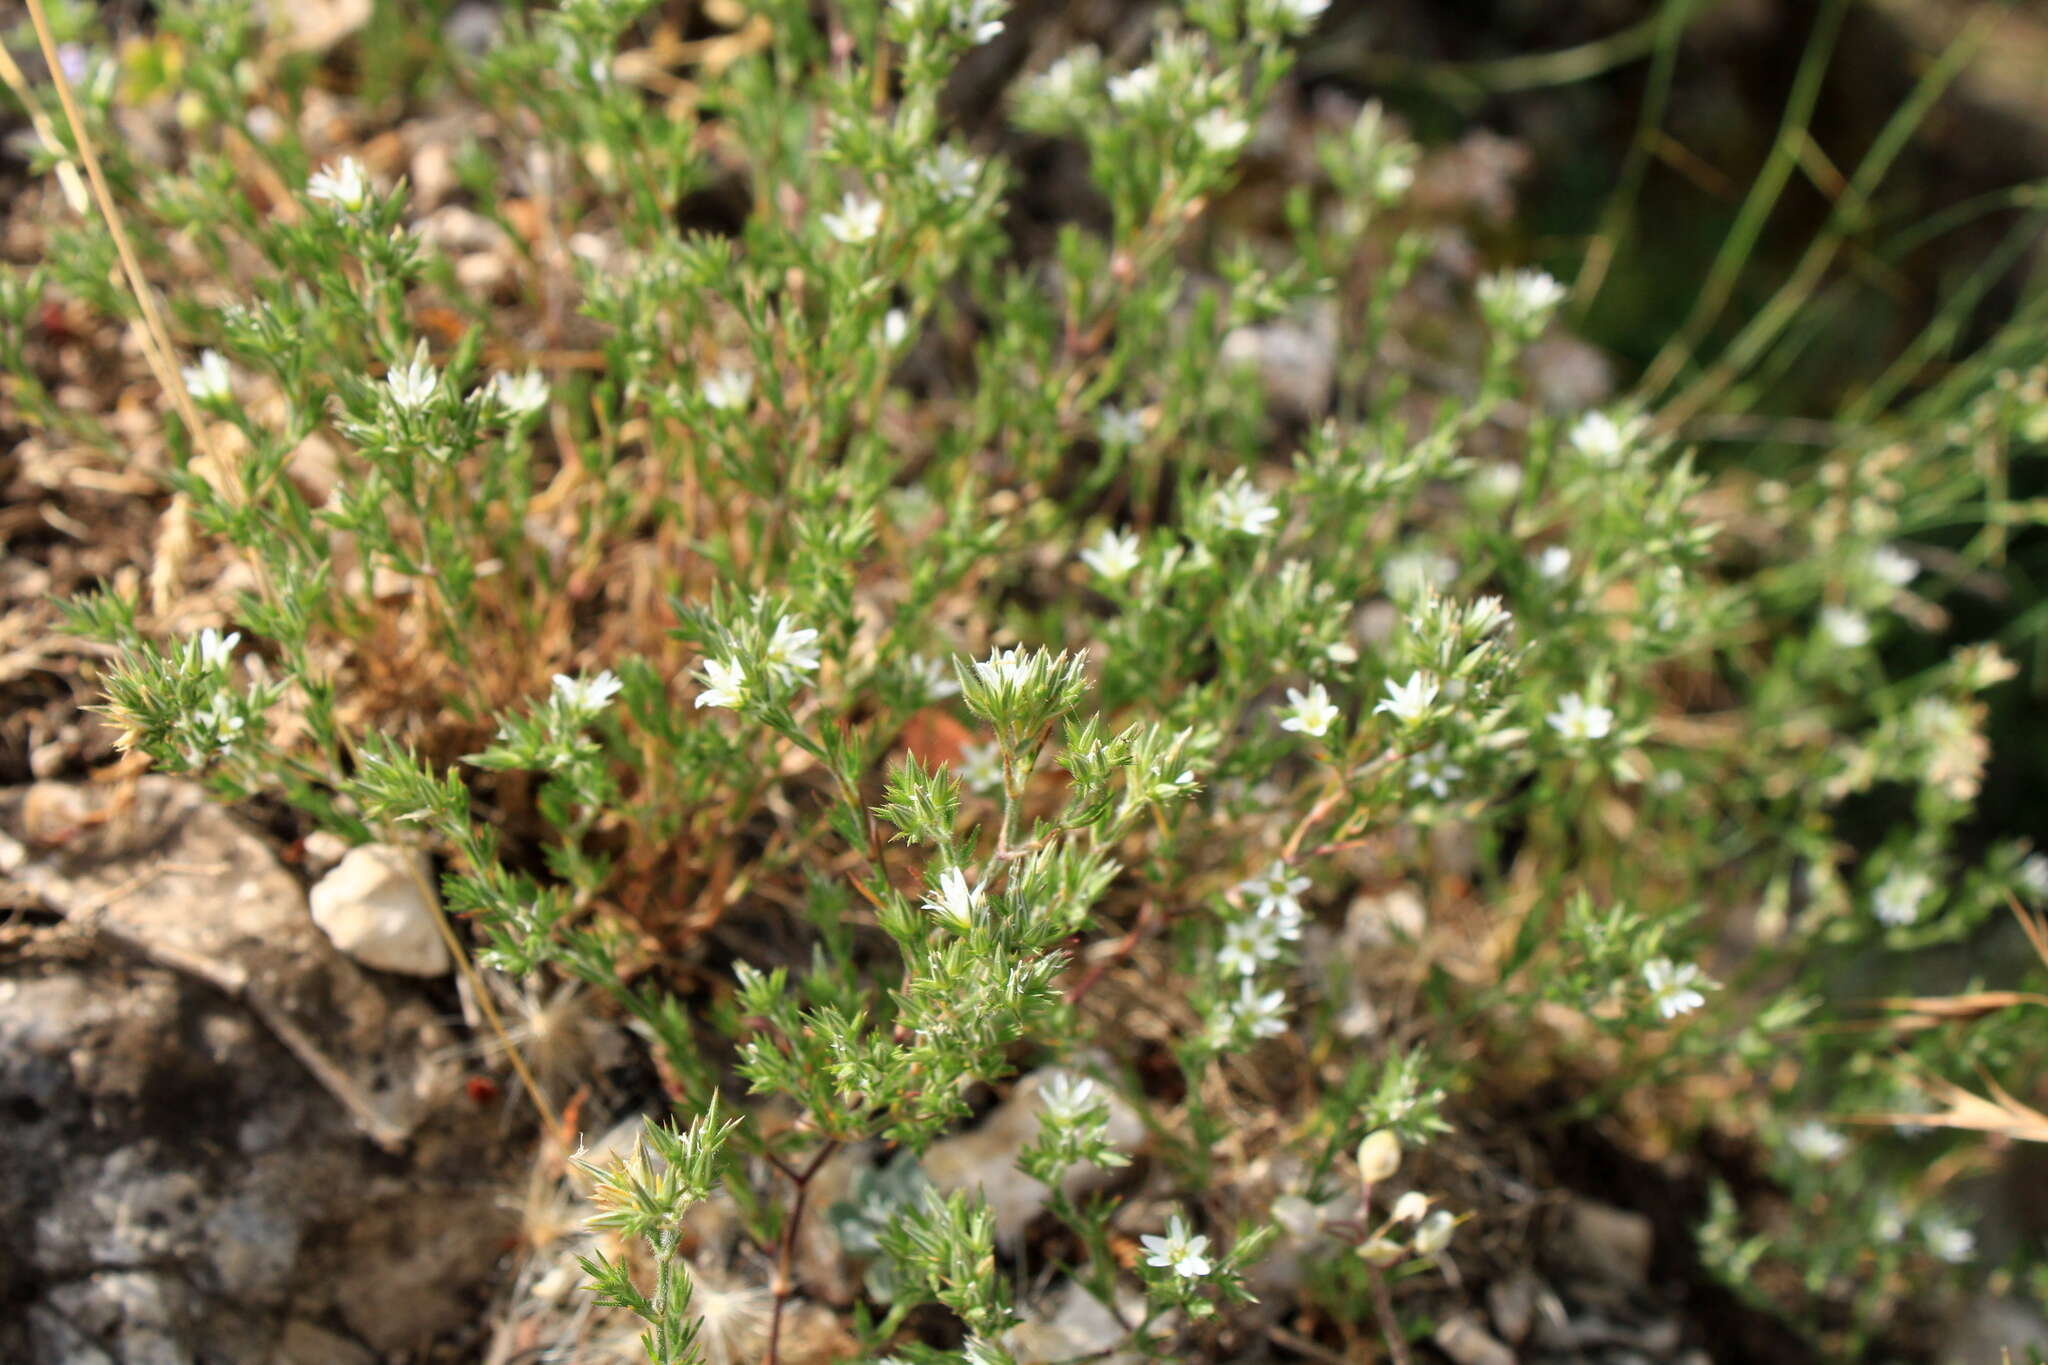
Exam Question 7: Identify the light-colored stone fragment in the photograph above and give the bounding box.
[309,844,450,977]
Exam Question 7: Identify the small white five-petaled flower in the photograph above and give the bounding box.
[762,616,822,682]
[822,193,884,245]
[486,369,549,416]
[1374,672,1439,727]
[1193,108,1250,154]
[1140,1214,1212,1279]
[306,157,371,214]
[1785,1121,1848,1163]
[1233,981,1289,1039]
[1079,527,1142,582]
[552,670,624,716]
[1279,683,1339,738]
[955,740,1004,794]
[1546,691,1613,743]
[1820,606,1872,649]
[922,867,986,933]
[1568,411,1641,466]
[182,350,233,405]
[1641,957,1710,1020]
[1406,744,1465,799]
[189,627,240,672]
[1922,1213,1975,1264]
[1211,480,1280,537]
[1094,404,1146,449]
[1236,859,1310,922]
[1038,1072,1099,1124]
[1872,867,1934,927]
[1870,544,1918,588]
[1218,917,1284,976]
[694,658,747,711]
[921,144,984,203]
[701,366,754,412]
[385,347,439,413]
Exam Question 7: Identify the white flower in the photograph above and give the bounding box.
[1372,157,1416,202]
[306,157,371,214]
[694,658,747,710]
[1406,744,1465,799]
[882,309,911,349]
[1279,683,1340,738]
[1546,691,1613,743]
[1470,461,1523,507]
[1535,545,1573,581]
[189,627,240,672]
[1193,108,1250,154]
[2017,853,2048,902]
[1872,867,1934,927]
[1820,606,1872,649]
[1267,0,1330,26]
[1476,267,1567,337]
[385,346,439,412]
[1079,528,1143,582]
[1094,404,1146,448]
[1870,544,1919,588]
[701,366,754,412]
[1922,1213,1975,1264]
[1642,957,1710,1020]
[1786,1121,1848,1163]
[920,144,984,203]
[907,655,960,701]
[822,193,884,245]
[952,0,1005,42]
[1373,672,1439,727]
[552,670,624,716]
[1107,64,1160,108]
[1568,411,1642,466]
[970,645,1033,691]
[956,740,1003,794]
[1212,480,1279,536]
[1873,1199,1907,1243]
[1218,917,1284,976]
[1140,1215,1213,1279]
[1237,860,1310,921]
[486,368,549,416]
[1465,595,1513,637]
[1233,981,1289,1039]
[922,867,986,932]
[181,349,233,405]
[197,692,245,749]
[1383,549,1456,600]
[1038,1072,1099,1125]
[1028,49,1097,110]
[762,616,822,682]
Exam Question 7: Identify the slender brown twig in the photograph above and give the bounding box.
[23,0,216,462]
[1367,1267,1412,1365]
[764,1139,840,1365]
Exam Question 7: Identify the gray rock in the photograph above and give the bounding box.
[0,779,516,1364]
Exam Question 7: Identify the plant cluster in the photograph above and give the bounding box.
[10,0,2048,1357]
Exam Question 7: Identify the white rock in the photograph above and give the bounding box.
[308,845,450,977]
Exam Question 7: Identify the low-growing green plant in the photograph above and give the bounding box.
[12,0,2048,1357]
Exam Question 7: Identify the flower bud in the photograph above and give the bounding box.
[1356,1129,1401,1184]
[1390,1191,1430,1224]
[1413,1209,1456,1256]
[1356,1236,1404,1267]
